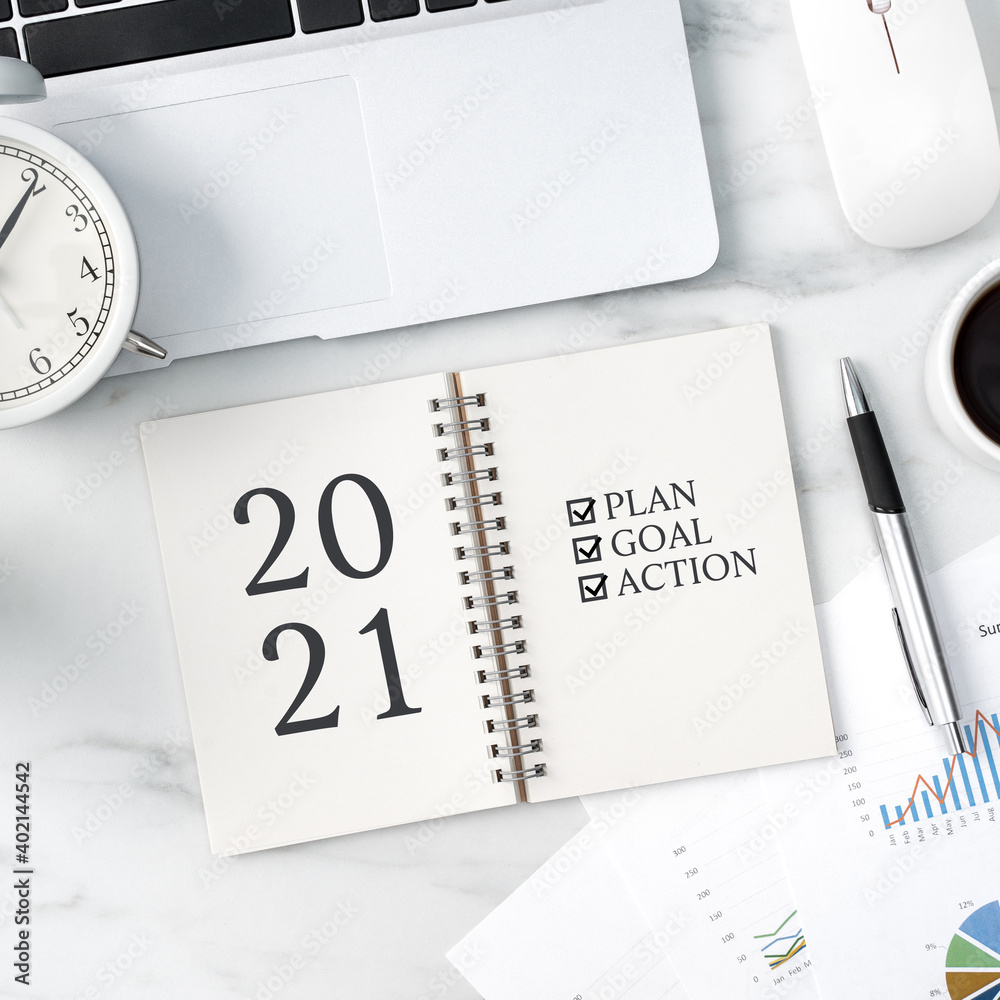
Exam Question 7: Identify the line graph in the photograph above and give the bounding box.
[878,711,1000,829]
[754,910,807,970]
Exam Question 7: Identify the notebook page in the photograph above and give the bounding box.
[142,374,514,852]
[463,327,834,802]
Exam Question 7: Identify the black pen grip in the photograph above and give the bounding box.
[847,411,905,512]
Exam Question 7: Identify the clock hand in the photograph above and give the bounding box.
[0,290,21,330]
[0,183,35,255]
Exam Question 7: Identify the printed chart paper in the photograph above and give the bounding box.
[449,815,691,1000]
[583,772,822,1000]
[762,533,1000,1000]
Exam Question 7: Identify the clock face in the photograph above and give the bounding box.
[0,130,135,423]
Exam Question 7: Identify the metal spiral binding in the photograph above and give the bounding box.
[476,664,530,683]
[444,468,497,486]
[448,493,502,510]
[491,739,542,758]
[473,640,526,658]
[434,418,490,436]
[469,615,522,634]
[464,591,517,609]
[456,541,509,559]
[486,714,538,732]
[432,378,547,793]
[451,517,506,535]
[437,442,493,461]
[481,690,533,708]
[461,566,514,585]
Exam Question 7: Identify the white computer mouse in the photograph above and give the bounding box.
[789,0,1000,249]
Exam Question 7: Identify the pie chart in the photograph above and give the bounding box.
[947,901,1000,999]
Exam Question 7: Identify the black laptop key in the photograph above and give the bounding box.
[19,0,67,15]
[23,0,295,77]
[426,0,476,10]
[0,26,16,55]
[75,0,122,8]
[368,0,417,20]
[0,0,10,21]
[297,0,363,33]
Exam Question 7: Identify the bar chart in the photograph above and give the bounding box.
[878,712,1000,829]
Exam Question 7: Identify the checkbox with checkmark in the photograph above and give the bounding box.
[566,496,597,527]
[572,535,602,565]
[578,573,609,603]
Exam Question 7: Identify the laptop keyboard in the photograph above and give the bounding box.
[2,0,515,77]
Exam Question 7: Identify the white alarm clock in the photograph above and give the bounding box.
[0,58,165,430]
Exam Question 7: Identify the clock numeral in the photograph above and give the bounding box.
[65,205,88,232]
[80,257,101,283]
[20,168,46,197]
[29,349,51,376]
[67,308,90,337]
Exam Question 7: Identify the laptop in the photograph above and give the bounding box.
[1,0,718,371]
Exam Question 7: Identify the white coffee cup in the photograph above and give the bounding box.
[925,258,1000,472]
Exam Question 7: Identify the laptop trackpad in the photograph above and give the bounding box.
[53,77,392,338]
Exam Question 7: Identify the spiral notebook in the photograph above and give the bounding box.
[142,326,834,853]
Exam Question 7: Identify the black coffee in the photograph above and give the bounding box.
[954,281,1000,444]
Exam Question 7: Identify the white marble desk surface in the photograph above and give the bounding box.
[5,0,1000,997]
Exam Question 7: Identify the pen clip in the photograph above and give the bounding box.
[892,607,932,724]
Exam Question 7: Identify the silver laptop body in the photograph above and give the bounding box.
[4,0,718,371]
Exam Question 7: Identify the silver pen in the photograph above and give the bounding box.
[841,358,968,756]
